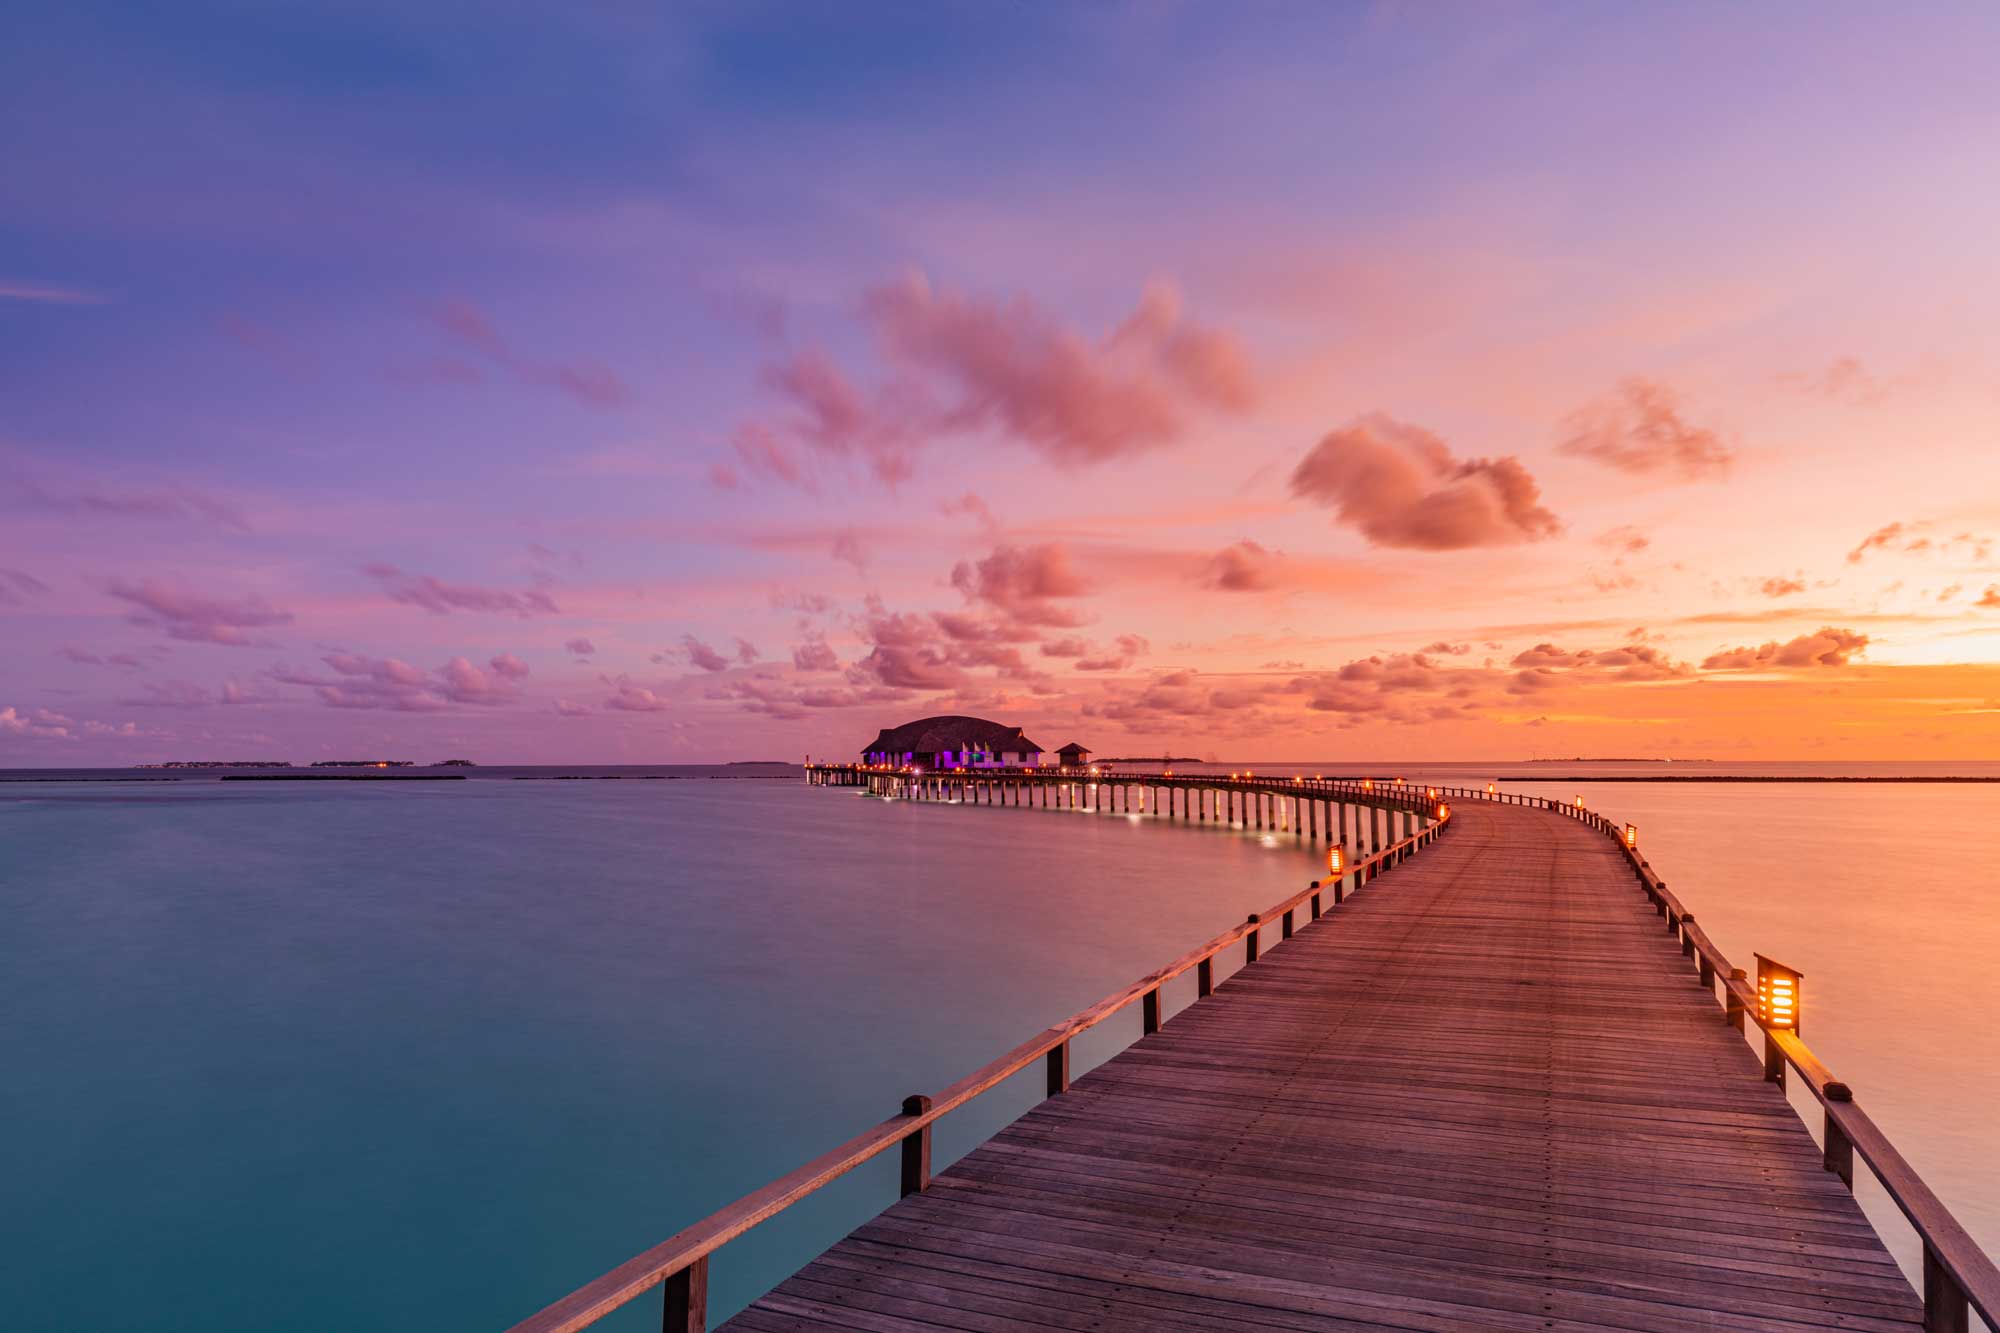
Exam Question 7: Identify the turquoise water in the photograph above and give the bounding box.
[7,768,1998,1329]
[0,774,1317,1330]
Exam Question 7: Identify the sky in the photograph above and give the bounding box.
[5,1,2000,764]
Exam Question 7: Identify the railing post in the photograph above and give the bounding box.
[1763,1032,1786,1087]
[1725,968,1748,1030]
[1281,907,1294,939]
[1245,915,1260,965]
[1197,956,1213,997]
[1310,880,1321,919]
[1822,1083,1854,1188]
[900,1095,932,1197]
[1923,1244,1970,1333]
[1046,1039,1069,1096]
[1142,987,1161,1035]
[663,1256,709,1333]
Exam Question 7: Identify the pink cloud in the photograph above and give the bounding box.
[364,563,559,618]
[733,637,760,665]
[107,577,294,646]
[1702,627,1869,669]
[1759,576,1806,597]
[683,636,730,672]
[0,568,49,604]
[0,705,72,737]
[1201,540,1284,591]
[427,298,630,410]
[1290,415,1560,550]
[950,543,1090,627]
[605,683,670,712]
[1979,586,2000,609]
[564,638,596,658]
[792,636,839,671]
[863,272,1254,465]
[1558,378,1731,479]
[6,474,250,531]
[555,699,592,716]
[122,680,216,708]
[268,652,525,710]
[1075,633,1150,673]
[727,275,1256,490]
[437,656,520,704]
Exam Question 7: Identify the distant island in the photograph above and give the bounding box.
[1522,757,1714,764]
[1100,756,1203,764]
[727,760,793,766]
[310,760,415,768]
[437,759,477,767]
[135,760,291,769]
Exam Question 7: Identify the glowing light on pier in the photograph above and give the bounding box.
[1756,955,1802,1033]
[1624,823,1638,848]
[1574,795,1585,809]
[1327,844,1344,875]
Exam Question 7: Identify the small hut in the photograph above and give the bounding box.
[1056,742,1093,770]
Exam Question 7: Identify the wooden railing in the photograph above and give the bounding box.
[502,812,1454,1333]
[1582,806,2000,1332]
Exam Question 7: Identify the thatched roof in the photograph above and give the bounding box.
[862,715,1044,756]
[1057,741,1092,757]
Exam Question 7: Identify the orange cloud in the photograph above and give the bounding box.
[1701,626,1869,669]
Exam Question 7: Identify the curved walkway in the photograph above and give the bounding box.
[723,801,1920,1332]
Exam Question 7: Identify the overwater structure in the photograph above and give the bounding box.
[508,771,1998,1333]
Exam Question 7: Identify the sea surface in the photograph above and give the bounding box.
[3,762,1996,1330]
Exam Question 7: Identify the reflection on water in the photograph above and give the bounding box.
[3,769,1995,1329]
[0,777,1319,1331]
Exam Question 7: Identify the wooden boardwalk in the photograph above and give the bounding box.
[722,800,1922,1333]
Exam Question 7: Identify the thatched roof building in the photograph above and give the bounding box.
[861,715,1045,768]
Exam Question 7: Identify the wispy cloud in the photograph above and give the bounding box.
[0,281,106,306]
[107,577,294,646]
[363,563,559,617]
[1558,378,1732,480]
[418,298,631,409]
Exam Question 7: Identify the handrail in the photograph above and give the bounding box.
[1579,793,2000,1329]
[504,809,1452,1333]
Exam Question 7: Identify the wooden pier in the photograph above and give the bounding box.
[507,773,1998,1333]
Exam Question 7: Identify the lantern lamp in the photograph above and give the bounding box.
[1362,778,1374,791]
[1574,794,1585,810]
[1486,782,1496,795]
[1623,822,1638,848]
[1436,802,1450,820]
[1327,843,1344,875]
[1427,786,1439,799]
[1755,955,1802,1033]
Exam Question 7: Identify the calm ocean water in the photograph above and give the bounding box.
[3,763,1996,1329]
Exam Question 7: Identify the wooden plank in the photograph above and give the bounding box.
[722,802,1927,1331]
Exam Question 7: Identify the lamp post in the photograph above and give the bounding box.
[1755,953,1802,1086]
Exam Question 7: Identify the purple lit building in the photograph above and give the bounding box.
[860,716,1045,769]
